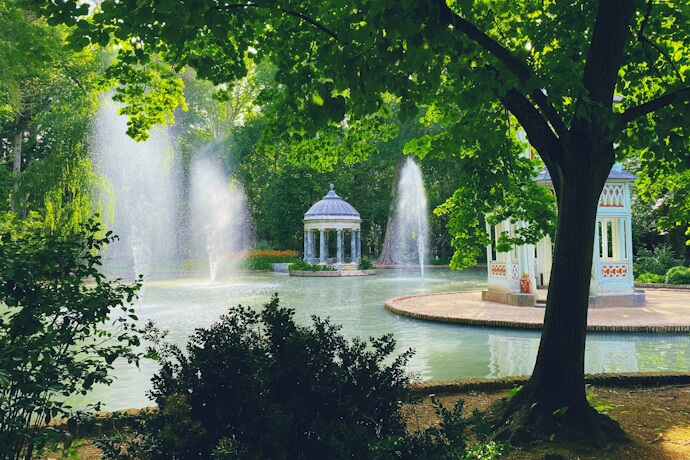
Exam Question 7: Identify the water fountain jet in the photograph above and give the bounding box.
[392,157,429,278]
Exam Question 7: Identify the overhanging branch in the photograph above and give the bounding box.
[222,3,339,42]
[618,87,690,125]
[500,88,562,173]
[435,0,569,141]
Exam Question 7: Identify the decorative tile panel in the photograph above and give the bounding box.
[490,263,507,277]
[601,264,629,278]
[599,184,625,208]
[511,264,519,279]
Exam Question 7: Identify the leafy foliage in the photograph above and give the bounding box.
[241,249,299,270]
[98,295,413,459]
[665,266,690,285]
[0,219,142,460]
[634,245,681,277]
[358,257,375,270]
[288,260,337,271]
[372,398,506,460]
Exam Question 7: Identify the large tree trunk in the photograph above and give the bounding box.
[491,148,625,445]
[11,123,23,214]
[375,156,404,266]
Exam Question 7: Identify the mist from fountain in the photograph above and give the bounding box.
[92,99,183,279]
[190,157,252,282]
[392,157,429,278]
[92,99,252,282]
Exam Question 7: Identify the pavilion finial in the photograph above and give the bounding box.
[330,183,334,191]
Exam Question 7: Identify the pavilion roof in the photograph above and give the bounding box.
[304,184,361,220]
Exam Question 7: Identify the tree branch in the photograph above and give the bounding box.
[499,88,562,174]
[280,9,339,42]
[221,3,339,42]
[579,0,635,106]
[435,0,569,141]
[618,86,690,125]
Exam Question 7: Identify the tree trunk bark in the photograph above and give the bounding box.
[492,150,625,445]
[376,156,404,266]
[11,125,22,213]
[525,162,604,413]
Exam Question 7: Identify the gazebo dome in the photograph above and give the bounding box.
[304,184,360,220]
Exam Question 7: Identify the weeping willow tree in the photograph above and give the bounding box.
[0,0,106,235]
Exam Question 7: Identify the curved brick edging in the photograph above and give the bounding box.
[385,291,690,333]
[289,270,341,277]
[635,282,690,290]
[410,372,690,395]
[289,269,376,277]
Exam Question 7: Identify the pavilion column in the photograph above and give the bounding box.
[357,230,361,261]
[351,230,356,262]
[309,230,316,263]
[336,228,343,263]
[303,230,308,261]
[320,229,326,263]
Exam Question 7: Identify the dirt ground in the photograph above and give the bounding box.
[50,383,690,460]
[406,383,690,460]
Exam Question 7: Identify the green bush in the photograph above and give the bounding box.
[288,260,337,271]
[634,245,681,276]
[242,249,300,270]
[358,257,375,270]
[99,296,413,459]
[666,266,690,284]
[0,220,142,460]
[635,272,666,284]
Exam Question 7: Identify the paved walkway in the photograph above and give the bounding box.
[384,289,690,332]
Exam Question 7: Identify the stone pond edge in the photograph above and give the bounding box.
[410,371,690,395]
[384,294,690,333]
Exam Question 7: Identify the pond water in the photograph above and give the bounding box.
[85,268,690,411]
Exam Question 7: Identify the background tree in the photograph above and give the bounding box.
[1,0,104,233]
[32,0,690,445]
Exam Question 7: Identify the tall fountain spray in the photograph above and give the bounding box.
[393,157,430,278]
[92,99,252,282]
[190,157,252,282]
[92,98,182,278]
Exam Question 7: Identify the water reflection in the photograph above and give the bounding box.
[91,268,690,411]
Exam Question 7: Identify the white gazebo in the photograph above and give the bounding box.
[303,184,362,266]
[483,163,645,308]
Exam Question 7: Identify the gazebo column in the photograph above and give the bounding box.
[319,229,326,263]
[357,230,361,261]
[303,230,308,261]
[309,230,316,263]
[351,230,356,262]
[336,228,343,263]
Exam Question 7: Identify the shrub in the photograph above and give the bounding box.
[0,220,142,460]
[634,245,681,276]
[100,296,413,459]
[371,398,506,459]
[358,257,375,270]
[635,272,665,284]
[242,249,300,270]
[288,260,337,271]
[254,240,273,251]
[666,266,690,284]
